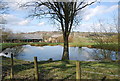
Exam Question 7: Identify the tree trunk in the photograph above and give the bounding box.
[62,34,69,60]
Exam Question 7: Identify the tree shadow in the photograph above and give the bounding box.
[38,61,76,80]
[62,72,76,80]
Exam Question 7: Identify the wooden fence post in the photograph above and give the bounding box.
[76,61,81,81]
[10,53,14,79]
[34,57,39,81]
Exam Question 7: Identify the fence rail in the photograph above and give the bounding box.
[8,54,109,81]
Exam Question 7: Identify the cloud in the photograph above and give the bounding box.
[18,20,30,26]
[100,0,119,2]
[83,6,105,20]
[37,47,44,50]
[1,14,22,25]
[1,14,44,27]
[106,5,118,12]
[37,22,45,26]
[1,14,31,26]
[3,0,34,11]
[83,5,118,21]
[77,23,94,32]
[76,19,117,32]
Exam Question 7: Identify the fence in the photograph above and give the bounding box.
[9,54,81,81]
[2,54,114,81]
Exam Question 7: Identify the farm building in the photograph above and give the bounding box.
[6,34,43,43]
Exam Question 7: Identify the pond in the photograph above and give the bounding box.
[0,45,119,61]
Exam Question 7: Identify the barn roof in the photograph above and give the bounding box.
[7,34,43,39]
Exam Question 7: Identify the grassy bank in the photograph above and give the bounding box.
[69,42,94,47]
[0,43,27,51]
[1,42,64,51]
[92,43,119,51]
[2,56,119,80]
[69,43,119,51]
[29,42,63,46]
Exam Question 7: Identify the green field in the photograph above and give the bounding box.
[0,43,27,51]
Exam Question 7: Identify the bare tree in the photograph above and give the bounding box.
[1,28,13,43]
[22,0,97,60]
[0,0,9,43]
[0,0,8,24]
[91,17,118,49]
[0,0,8,14]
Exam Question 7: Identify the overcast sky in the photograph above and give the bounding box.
[2,0,119,33]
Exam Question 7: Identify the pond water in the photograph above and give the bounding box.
[0,45,119,61]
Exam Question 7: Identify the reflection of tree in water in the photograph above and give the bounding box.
[116,52,120,60]
[77,47,97,61]
[13,46,24,56]
[77,47,118,61]
[93,49,108,60]
[3,46,24,57]
[92,49,118,61]
[77,47,82,54]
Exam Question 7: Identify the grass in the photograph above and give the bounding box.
[69,42,94,47]
[1,43,27,51]
[29,42,63,46]
[1,42,63,50]
[2,56,120,80]
[92,43,119,51]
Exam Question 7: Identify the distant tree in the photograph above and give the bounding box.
[22,0,97,60]
[91,17,118,45]
[91,17,119,61]
[1,28,13,43]
[0,0,9,43]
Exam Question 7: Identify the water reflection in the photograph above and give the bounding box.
[0,45,119,61]
[0,46,24,57]
[88,49,118,61]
